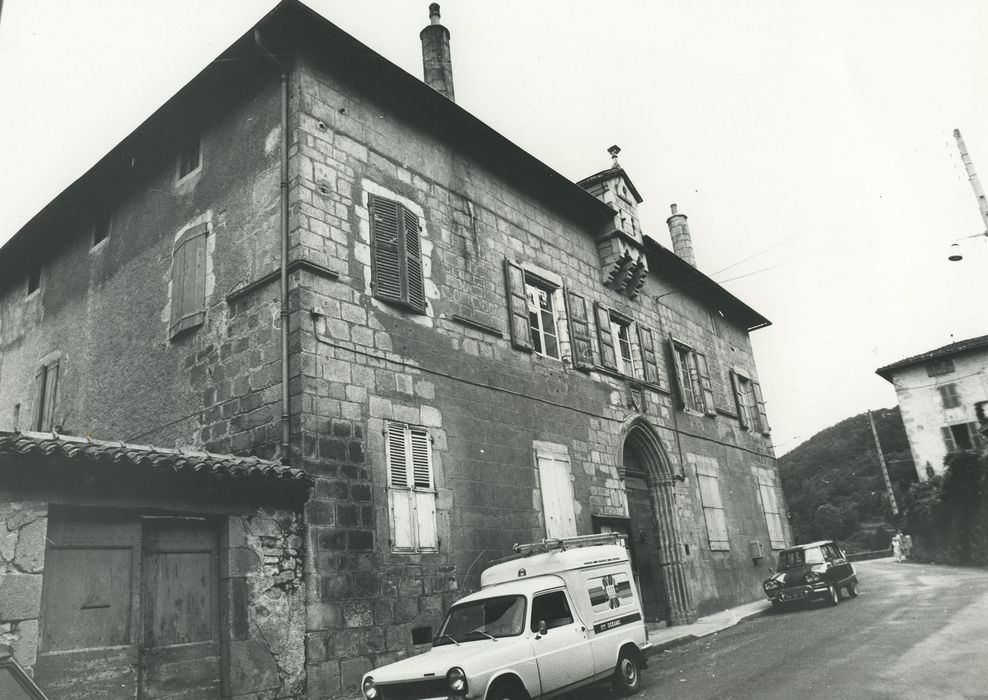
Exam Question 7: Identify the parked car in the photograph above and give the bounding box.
[361,533,650,700]
[762,540,858,608]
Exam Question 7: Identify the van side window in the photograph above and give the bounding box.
[531,590,574,632]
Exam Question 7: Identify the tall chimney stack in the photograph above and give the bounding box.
[420,3,455,101]
[667,204,697,267]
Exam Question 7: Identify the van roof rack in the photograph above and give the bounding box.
[491,533,628,565]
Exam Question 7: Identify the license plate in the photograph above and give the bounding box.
[781,591,805,601]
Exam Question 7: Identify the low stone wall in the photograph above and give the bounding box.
[0,499,48,676]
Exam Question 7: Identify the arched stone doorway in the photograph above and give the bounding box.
[621,418,696,626]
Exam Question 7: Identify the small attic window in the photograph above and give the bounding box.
[177,135,202,181]
[27,264,41,294]
[92,212,111,246]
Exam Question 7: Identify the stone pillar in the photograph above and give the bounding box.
[0,501,48,674]
[647,475,696,625]
[420,3,455,101]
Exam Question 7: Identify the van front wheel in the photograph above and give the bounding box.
[612,652,642,696]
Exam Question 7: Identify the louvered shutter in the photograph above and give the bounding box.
[42,359,60,431]
[637,325,660,387]
[169,223,208,338]
[409,428,432,489]
[564,290,593,370]
[941,426,958,452]
[386,422,437,551]
[371,196,404,305]
[33,365,47,431]
[386,422,414,549]
[669,338,687,409]
[504,259,534,352]
[730,371,748,429]
[386,422,408,487]
[595,303,617,370]
[694,352,718,416]
[402,208,426,313]
[752,381,770,435]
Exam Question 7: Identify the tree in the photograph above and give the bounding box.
[813,504,844,540]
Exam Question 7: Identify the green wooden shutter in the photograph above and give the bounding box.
[669,338,687,409]
[752,380,770,434]
[565,290,593,370]
[730,370,749,429]
[504,259,534,352]
[637,325,660,387]
[695,352,718,417]
[402,207,426,313]
[370,196,404,305]
[595,303,617,370]
[169,224,208,338]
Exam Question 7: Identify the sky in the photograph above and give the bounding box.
[1,1,987,456]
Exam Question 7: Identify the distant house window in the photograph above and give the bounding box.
[731,370,770,434]
[92,212,111,247]
[671,339,716,416]
[177,135,202,181]
[942,422,981,453]
[369,195,426,314]
[927,358,955,377]
[386,422,437,552]
[169,223,208,338]
[33,358,61,431]
[27,264,41,295]
[938,383,961,409]
[694,456,729,551]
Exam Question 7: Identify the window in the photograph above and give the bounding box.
[942,422,981,453]
[169,223,208,338]
[671,339,716,416]
[614,319,634,375]
[92,211,111,247]
[587,573,634,613]
[386,422,437,552]
[535,446,577,538]
[938,383,961,409]
[33,358,60,431]
[526,278,561,358]
[731,370,770,434]
[927,358,955,377]
[27,264,41,294]
[693,455,729,550]
[370,195,425,314]
[530,590,574,632]
[504,260,566,359]
[757,479,786,549]
[177,135,201,180]
[564,290,594,370]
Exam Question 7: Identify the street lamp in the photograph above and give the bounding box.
[947,232,988,262]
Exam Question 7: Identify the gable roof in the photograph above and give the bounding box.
[876,333,988,382]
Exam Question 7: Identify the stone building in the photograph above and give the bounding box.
[0,2,789,696]
[877,334,988,479]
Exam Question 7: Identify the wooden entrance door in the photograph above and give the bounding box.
[625,475,667,623]
[140,519,220,699]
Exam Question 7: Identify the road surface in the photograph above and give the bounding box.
[573,558,988,699]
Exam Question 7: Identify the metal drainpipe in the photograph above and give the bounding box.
[254,30,292,464]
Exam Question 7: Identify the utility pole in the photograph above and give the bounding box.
[868,410,899,516]
[954,129,988,234]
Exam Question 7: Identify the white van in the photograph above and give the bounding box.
[361,534,651,700]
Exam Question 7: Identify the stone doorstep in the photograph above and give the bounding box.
[644,599,773,654]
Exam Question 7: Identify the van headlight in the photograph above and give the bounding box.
[362,676,378,699]
[447,667,468,695]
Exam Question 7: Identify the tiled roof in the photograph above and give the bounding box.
[0,431,312,485]
[876,333,988,380]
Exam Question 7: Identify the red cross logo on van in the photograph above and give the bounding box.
[602,575,621,609]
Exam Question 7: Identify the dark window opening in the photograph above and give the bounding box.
[27,265,41,294]
[927,358,955,377]
[531,590,574,632]
[92,212,111,246]
[177,136,202,179]
[938,383,961,409]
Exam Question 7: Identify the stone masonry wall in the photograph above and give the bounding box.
[0,498,47,675]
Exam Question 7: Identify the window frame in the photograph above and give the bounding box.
[694,456,729,551]
[92,211,112,248]
[938,383,961,409]
[927,358,955,377]
[731,369,770,434]
[524,273,562,360]
[175,134,202,183]
[671,339,709,415]
[385,421,438,553]
[27,264,41,295]
[33,358,61,432]
[169,223,209,339]
[756,476,786,550]
[369,194,426,314]
[942,421,980,453]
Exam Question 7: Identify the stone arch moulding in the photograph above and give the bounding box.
[619,415,697,625]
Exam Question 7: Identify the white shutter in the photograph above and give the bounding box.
[536,451,578,539]
[415,491,438,549]
[759,482,786,549]
[389,489,415,550]
[697,473,729,550]
[386,422,437,552]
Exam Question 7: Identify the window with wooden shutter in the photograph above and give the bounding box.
[671,339,704,413]
[385,422,438,552]
[504,259,534,352]
[752,381,770,435]
[694,352,718,416]
[694,456,729,551]
[33,359,60,431]
[638,325,661,387]
[564,290,593,370]
[595,303,617,370]
[370,195,425,314]
[758,481,786,549]
[730,370,750,430]
[535,448,578,539]
[169,224,208,339]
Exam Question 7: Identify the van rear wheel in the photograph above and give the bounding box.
[612,652,642,696]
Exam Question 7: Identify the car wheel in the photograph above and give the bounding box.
[771,599,783,612]
[486,679,528,700]
[846,580,858,598]
[826,582,839,606]
[612,651,642,696]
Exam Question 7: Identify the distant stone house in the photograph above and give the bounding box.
[877,334,988,480]
[0,1,789,697]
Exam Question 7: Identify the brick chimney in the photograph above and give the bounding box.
[667,204,696,267]
[420,3,455,101]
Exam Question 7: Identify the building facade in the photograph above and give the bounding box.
[0,2,789,696]
[877,334,988,480]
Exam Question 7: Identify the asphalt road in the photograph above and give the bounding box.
[571,558,988,700]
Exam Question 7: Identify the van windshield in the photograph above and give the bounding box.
[435,595,527,645]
